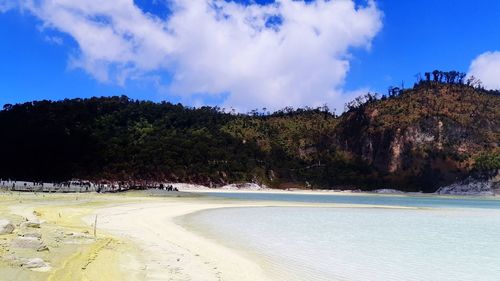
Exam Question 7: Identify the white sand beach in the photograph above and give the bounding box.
[85,200,274,281]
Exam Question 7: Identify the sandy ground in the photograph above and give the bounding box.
[0,191,276,281]
[0,191,144,281]
[86,200,274,281]
[81,193,412,281]
[0,189,413,281]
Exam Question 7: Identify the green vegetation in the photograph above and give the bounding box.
[0,72,498,192]
[474,154,500,171]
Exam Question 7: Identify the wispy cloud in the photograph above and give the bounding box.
[3,0,383,111]
[0,0,15,12]
[43,35,63,45]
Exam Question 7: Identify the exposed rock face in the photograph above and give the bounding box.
[436,181,495,196]
[337,115,468,190]
[0,219,15,234]
[436,171,500,196]
[335,84,499,191]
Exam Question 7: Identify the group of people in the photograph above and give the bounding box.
[158,184,179,192]
[1,180,43,190]
[0,179,182,193]
[0,179,95,192]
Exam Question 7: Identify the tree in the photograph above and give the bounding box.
[448,71,458,84]
[457,73,466,84]
[344,93,378,112]
[467,76,481,88]
[388,86,402,97]
[415,73,422,83]
[432,70,440,82]
[424,72,431,82]
[474,154,500,170]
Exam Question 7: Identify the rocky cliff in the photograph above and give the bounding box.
[333,83,499,191]
[436,170,500,196]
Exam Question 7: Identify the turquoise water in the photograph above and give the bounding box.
[184,194,500,281]
[201,192,500,209]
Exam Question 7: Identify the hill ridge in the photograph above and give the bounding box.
[0,81,498,192]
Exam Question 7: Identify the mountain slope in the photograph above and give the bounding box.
[335,83,499,191]
[0,82,498,192]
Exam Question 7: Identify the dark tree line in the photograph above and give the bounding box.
[0,97,350,188]
[419,70,488,89]
[423,70,467,85]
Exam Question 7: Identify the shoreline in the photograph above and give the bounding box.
[4,180,498,197]
[177,187,500,200]
[85,200,273,281]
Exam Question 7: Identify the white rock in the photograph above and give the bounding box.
[11,237,46,251]
[0,219,15,234]
[64,232,92,239]
[373,189,404,194]
[221,183,267,190]
[21,232,42,239]
[22,258,50,270]
[437,180,494,196]
[20,220,41,229]
[169,183,209,191]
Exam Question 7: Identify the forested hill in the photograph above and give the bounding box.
[1,78,499,192]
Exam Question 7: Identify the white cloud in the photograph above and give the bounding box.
[6,0,383,111]
[468,51,500,90]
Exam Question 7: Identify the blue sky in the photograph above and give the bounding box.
[0,0,499,110]
[0,8,170,105]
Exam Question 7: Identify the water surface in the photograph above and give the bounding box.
[184,193,500,281]
[201,191,500,209]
